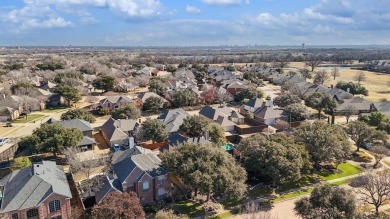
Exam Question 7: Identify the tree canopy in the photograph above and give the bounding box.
[295,185,358,219]
[11,156,32,170]
[273,93,301,108]
[111,104,141,120]
[92,76,117,92]
[53,85,82,106]
[236,88,264,102]
[305,92,337,119]
[313,70,330,85]
[294,121,351,170]
[142,119,168,143]
[285,103,310,121]
[345,120,380,151]
[172,89,197,107]
[61,108,96,123]
[143,96,164,113]
[148,77,167,97]
[18,123,83,155]
[237,134,306,187]
[336,81,368,96]
[208,123,227,145]
[162,142,247,200]
[180,115,209,137]
[92,192,145,219]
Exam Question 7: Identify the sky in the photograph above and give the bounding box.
[0,0,389,46]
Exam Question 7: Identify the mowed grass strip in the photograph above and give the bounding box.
[12,114,46,123]
[319,163,363,181]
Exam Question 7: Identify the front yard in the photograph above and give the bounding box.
[318,163,363,181]
[12,114,46,123]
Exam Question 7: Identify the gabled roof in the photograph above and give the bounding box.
[158,108,190,133]
[77,136,96,146]
[254,106,285,120]
[99,96,133,105]
[94,176,122,204]
[0,161,72,213]
[373,101,390,116]
[101,118,139,141]
[336,97,372,112]
[54,119,93,132]
[245,98,266,108]
[113,153,166,183]
[137,92,167,103]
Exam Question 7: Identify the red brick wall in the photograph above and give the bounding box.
[137,174,154,205]
[3,194,71,219]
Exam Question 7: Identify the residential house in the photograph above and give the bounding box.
[226,80,250,96]
[101,118,140,147]
[0,161,72,219]
[135,67,158,76]
[336,97,373,114]
[136,92,168,108]
[113,82,139,93]
[371,101,390,116]
[240,98,286,125]
[98,96,135,112]
[95,152,170,205]
[157,108,190,133]
[53,119,96,151]
[199,105,243,132]
[0,96,23,121]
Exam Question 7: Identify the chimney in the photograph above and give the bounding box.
[128,137,135,149]
[268,99,273,108]
[204,129,209,140]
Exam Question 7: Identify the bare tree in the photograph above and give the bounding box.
[354,71,367,85]
[331,67,340,80]
[351,172,390,213]
[299,68,311,80]
[313,70,330,85]
[63,147,109,196]
[341,105,357,124]
[370,146,390,168]
[304,55,322,72]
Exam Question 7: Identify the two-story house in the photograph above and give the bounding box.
[240,98,286,125]
[95,151,170,205]
[0,161,72,219]
[101,118,140,147]
[53,119,96,151]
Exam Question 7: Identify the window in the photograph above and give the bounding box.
[26,208,38,218]
[158,188,166,199]
[49,200,61,212]
[142,181,149,192]
[12,213,18,219]
[157,175,166,185]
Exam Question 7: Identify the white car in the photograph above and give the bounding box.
[0,138,8,146]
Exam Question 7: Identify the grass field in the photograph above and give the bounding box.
[289,62,390,102]
[13,114,46,123]
[319,163,363,181]
[175,201,204,218]
[273,188,314,203]
[41,108,68,113]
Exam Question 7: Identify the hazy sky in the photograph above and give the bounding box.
[0,0,389,46]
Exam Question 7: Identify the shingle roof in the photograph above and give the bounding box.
[137,92,167,103]
[99,96,134,105]
[245,98,265,108]
[94,176,122,204]
[101,118,139,141]
[0,161,72,213]
[77,136,96,146]
[113,152,166,183]
[54,119,92,132]
[254,106,285,120]
[373,101,390,116]
[336,97,372,112]
[157,108,190,133]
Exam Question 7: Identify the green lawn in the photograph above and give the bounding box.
[210,209,240,219]
[13,114,46,123]
[273,188,314,203]
[319,163,363,181]
[175,201,204,218]
[41,108,67,113]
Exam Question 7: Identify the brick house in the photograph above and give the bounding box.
[95,150,170,205]
[98,96,135,112]
[0,161,72,219]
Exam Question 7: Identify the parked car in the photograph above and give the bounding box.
[113,144,122,152]
[0,138,8,146]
